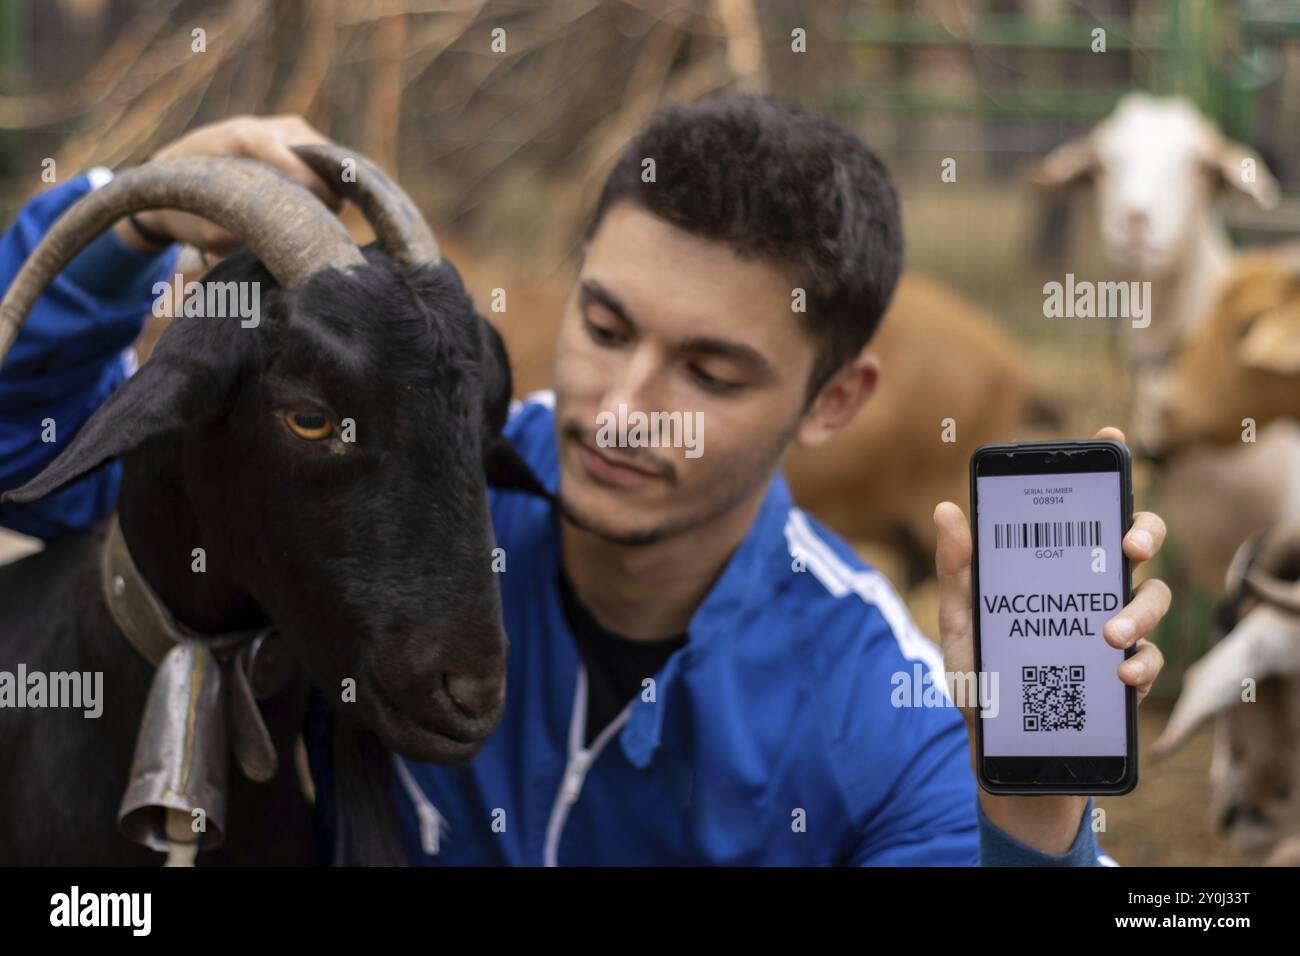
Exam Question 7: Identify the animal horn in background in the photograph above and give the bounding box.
[1222,531,1264,602]
[1151,523,1300,759]
[1241,524,1300,616]
[291,143,441,265]
[0,155,366,364]
[1148,603,1300,759]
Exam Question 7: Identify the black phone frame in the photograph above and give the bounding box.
[969,439,1138,796]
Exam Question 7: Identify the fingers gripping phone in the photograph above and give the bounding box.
[969,440,1138,795]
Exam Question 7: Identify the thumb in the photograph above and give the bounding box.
[933,501,973,648]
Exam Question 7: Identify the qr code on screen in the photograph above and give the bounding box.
[1022,665,1086,731]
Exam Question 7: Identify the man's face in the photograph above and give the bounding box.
[552,201,819,545]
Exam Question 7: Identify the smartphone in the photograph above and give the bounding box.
[969,439,1137,795]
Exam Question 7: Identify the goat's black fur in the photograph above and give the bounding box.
[0,244,543,864]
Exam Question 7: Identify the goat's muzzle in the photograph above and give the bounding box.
[362,628,508,764]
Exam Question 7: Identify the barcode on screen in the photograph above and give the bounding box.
[993,520,1101,549]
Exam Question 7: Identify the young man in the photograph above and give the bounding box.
[0,100,1169,865]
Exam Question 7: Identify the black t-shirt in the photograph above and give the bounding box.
[556,566,688,749]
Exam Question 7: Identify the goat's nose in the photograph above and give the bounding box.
[1125,209,1150,238]
[443,670,504,719]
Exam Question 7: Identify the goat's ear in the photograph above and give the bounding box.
[484,433,553,500]
[1,320,243,504]
[1237,307,1300,374]
[476,310,514,438]
[1208,137,1280,208]
[1028,134,1097,190]
[474,311,553,500]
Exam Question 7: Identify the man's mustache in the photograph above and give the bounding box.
[563,422,676,481]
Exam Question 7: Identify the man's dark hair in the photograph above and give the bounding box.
[585,95,904,402]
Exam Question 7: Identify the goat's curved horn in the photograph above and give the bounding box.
[1223,532,1262,598]
[0,156,366,363]
[1150,604,1300,759]
[291,143,440,265]
[1243,523,1300,616]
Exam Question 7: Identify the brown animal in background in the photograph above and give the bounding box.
[460,253,1058,587]
[783,273,1058,585]
[1137,248,1300,593]
[1146,248,1300,455]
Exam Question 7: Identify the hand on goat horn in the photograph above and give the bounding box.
[117,115,344,255]
[0,154,364,364]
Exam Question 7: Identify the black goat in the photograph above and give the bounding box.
[0,145,540,864]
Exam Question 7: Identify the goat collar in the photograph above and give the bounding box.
[100,512,295,862]
[100,512,263,665]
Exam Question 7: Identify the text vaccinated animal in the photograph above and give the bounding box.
[0,145,544,864]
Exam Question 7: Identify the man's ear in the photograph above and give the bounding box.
[794,351,880,450]
[2,319,244,505]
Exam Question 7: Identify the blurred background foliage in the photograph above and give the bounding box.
[1,0,1296,296]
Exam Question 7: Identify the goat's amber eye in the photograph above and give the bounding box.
[285,411,333,441]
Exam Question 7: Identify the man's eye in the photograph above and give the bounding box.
[583,314,626,345]
[690,366,741,393]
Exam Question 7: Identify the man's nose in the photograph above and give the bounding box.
[602,344,665,415]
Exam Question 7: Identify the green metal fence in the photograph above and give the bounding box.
[825,0,1299,139]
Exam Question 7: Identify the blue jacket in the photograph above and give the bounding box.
[1,173,1111,866]
[381,391,1112,866]
[0,170,177,537]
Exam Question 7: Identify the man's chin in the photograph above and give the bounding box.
[555,485,678,546]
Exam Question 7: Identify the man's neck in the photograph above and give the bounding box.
[559,484,769,640]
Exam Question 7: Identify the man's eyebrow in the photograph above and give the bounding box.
[579,277,774,376]
[580,279,632,326]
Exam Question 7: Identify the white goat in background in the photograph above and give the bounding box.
[1032,93,1278,392]
[1033,92,1300,594]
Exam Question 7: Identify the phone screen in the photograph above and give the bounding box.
[974,467,1128,760]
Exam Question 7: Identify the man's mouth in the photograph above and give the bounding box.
[572,436,667,487]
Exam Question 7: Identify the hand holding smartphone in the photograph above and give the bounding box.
[969,439,1138,795]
